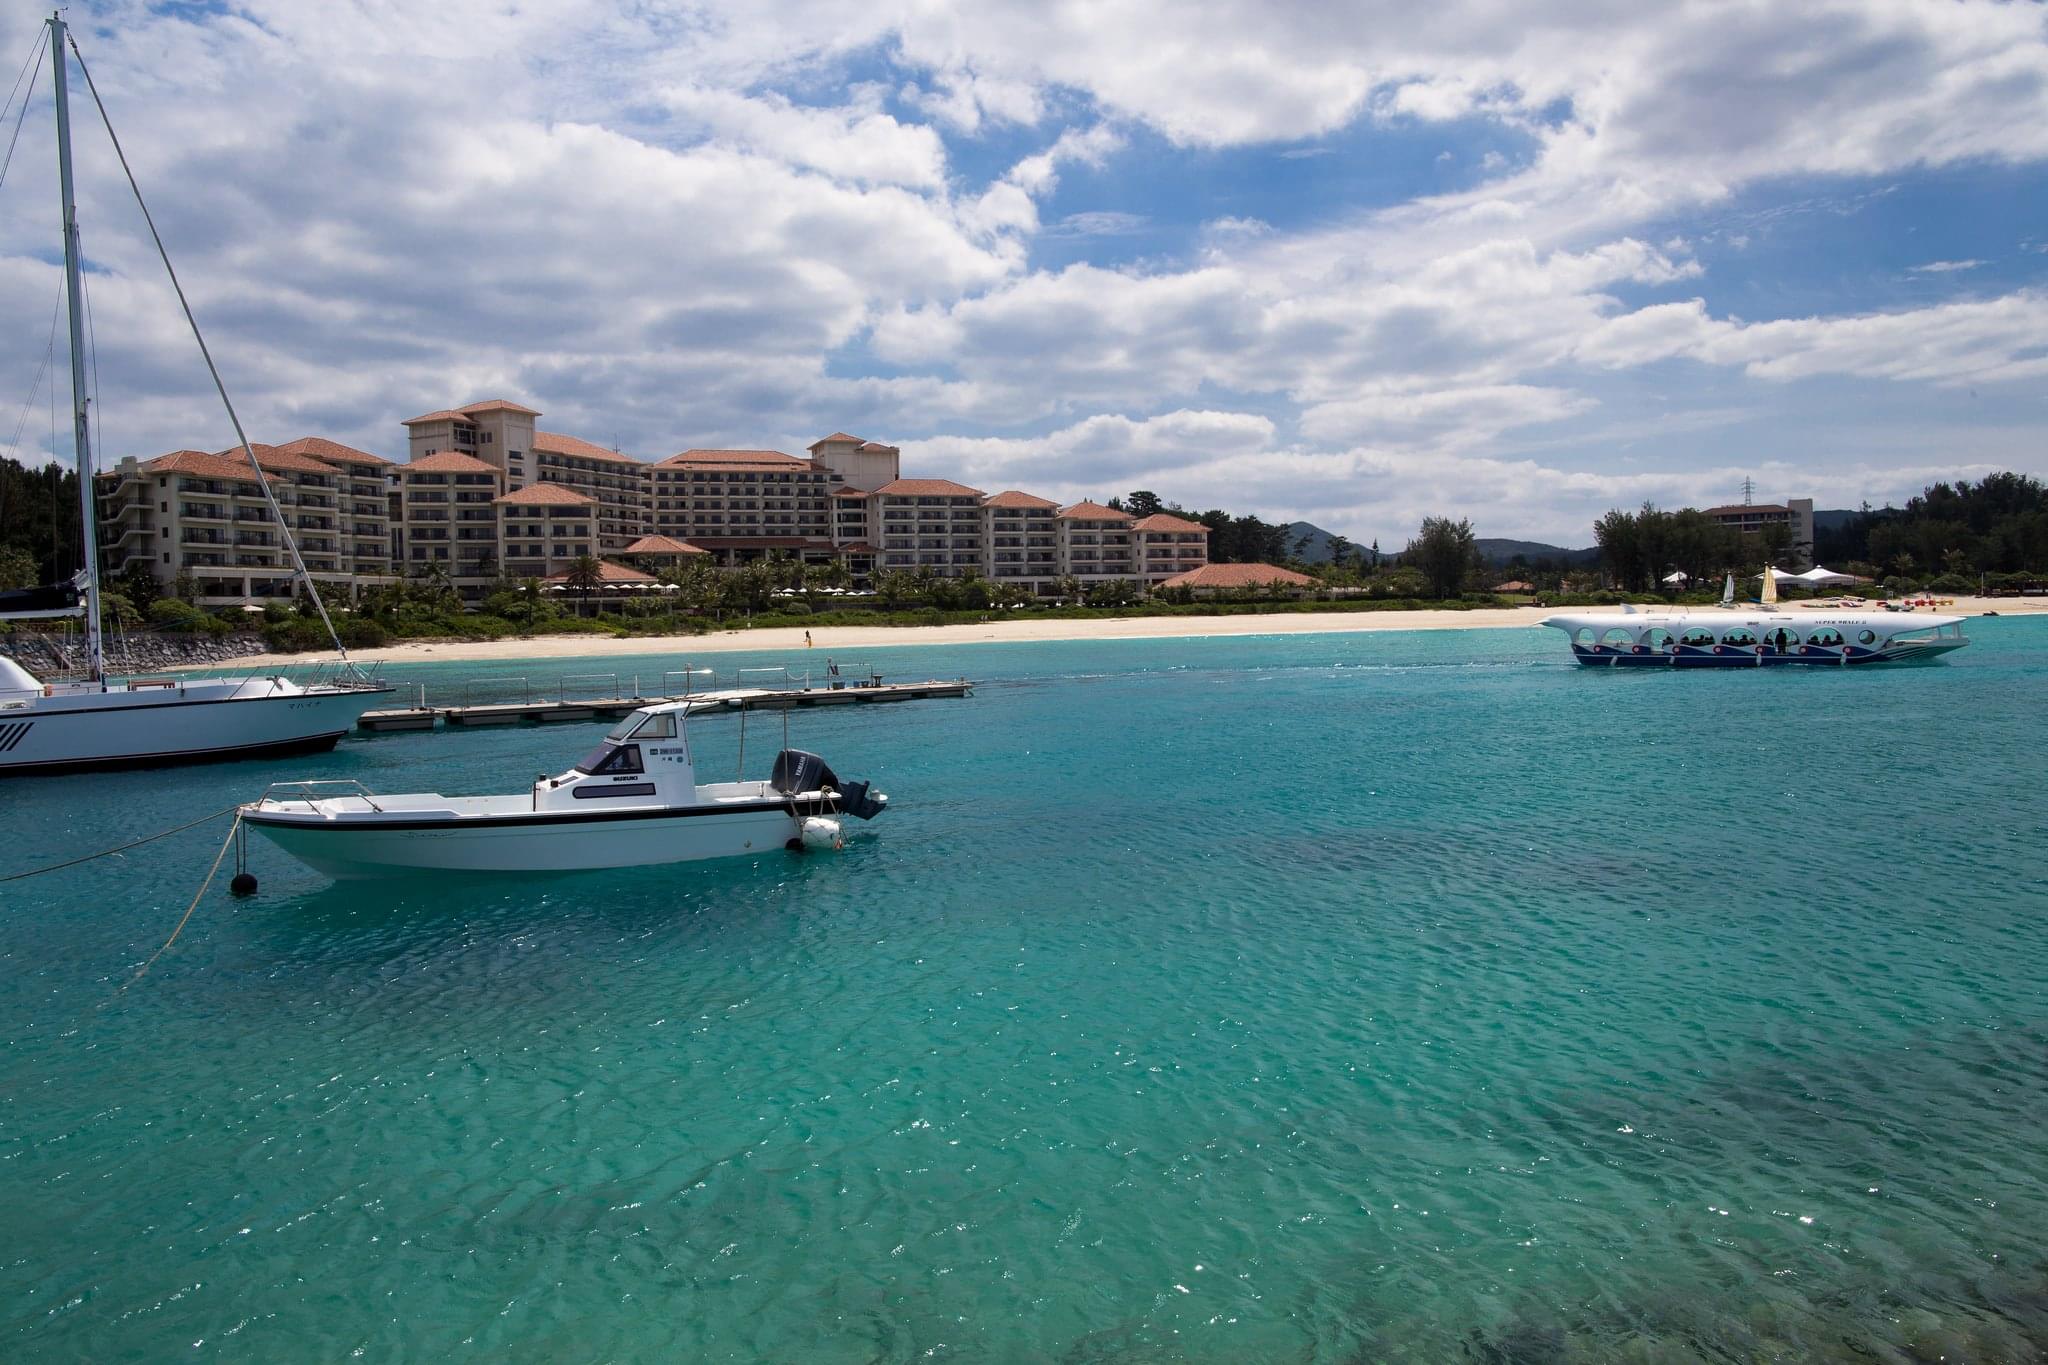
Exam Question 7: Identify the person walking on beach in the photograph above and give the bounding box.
[805,630,813,648]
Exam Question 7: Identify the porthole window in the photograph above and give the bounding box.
[1857,629,1877,645]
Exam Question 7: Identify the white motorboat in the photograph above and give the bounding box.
[1540,571,1969,667]
[0,15,391,775]
[240,700,888,878]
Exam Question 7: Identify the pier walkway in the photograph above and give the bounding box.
[355,665,971,732]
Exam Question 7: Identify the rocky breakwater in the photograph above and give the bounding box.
[1,631,270,675]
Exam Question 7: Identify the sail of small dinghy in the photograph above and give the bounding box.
[1720,573,1735,608]
[1760,563,1778,605]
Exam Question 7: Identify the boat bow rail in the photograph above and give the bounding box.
[251,779,387,814]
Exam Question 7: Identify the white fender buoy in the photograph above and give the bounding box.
[801,816,844,851]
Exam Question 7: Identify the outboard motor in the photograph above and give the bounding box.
[768,749,888,820]
[769,749,840,795]
[833,779,887,821]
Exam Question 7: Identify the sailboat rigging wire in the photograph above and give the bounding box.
[2,293,61,464]
[63,33,349,661]
[0,38,44,192]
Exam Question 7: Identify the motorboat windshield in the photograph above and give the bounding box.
[577,708,684,773]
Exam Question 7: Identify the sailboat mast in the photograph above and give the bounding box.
[50,13,104,684]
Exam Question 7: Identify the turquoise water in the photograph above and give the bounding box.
[3,622,2046,1361]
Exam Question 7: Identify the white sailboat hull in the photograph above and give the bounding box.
[0,680,389,775]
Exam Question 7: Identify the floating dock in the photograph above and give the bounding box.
[356,673,971,733]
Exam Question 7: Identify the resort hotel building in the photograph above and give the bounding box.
[1704,497,1816,569]
[96,401,1212,606]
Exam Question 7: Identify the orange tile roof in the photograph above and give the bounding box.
[274,436,390,467]
[1160,562,1313,589]
[874,478,984,497]
[231,443,342,475]
[404,451,500,474]
[495,481,596,506]
[859,441,898,453]
[623,534,708,555]
[138,450,275,483]
[655,448,807,468]
[400,409,473,426]
[533,430,641,465]
[544,559,657,585]
[1132,513,1208,533]
[831,487,872,499]
[984,490,1058,510]
[460,398,541,416]
[808,432,862,447]
[1058,500,1131,522]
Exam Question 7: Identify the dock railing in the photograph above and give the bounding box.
[557,673,622,702]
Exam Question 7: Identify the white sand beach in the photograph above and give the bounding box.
[219,596,2048,668]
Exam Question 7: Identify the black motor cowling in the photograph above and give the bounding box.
[769,749,840,795]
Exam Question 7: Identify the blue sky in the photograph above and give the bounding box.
[0,0,2044,545]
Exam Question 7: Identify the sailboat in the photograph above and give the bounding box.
[0,14,389,775]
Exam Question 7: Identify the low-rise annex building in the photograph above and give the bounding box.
[621,533,710,574]
[1158,562,1313,596]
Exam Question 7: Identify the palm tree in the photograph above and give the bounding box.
[563,554,604,618]
[517,576,546,632]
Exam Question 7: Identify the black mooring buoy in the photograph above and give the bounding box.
[229,872,258,897]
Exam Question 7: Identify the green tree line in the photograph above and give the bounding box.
[1815,473,2048,579]
[0,456,82,590]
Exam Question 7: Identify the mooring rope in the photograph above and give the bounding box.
[0,805,240,883]
[113,815,240,994]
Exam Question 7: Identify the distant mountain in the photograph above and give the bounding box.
[1284,521,1345,563]
[1286,523,1598,567]
[1812,508,1860,533]
[1474,538,1600,568]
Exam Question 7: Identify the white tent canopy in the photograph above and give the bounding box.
[1750,567,1803,582]
[1796,565,1857,585]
